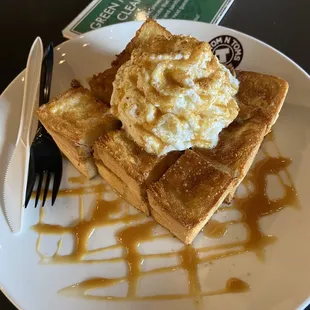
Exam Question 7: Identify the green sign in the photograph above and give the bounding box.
[67,0,232,36]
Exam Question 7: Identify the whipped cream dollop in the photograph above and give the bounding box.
[111,35,240,155]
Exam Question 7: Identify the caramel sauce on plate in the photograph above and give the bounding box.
[202,155,298,262]
[68,175,88,185]
[32,133,298,306]
[204,219,237,238]
[202,278,250,297]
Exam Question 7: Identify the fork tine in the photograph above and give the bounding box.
[42,170,51,207]
[34,172,44,208]
[51,165,62,206]
[25,152,36,208]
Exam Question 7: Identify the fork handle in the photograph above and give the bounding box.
[39,43,53,107]
[34,42,54,140]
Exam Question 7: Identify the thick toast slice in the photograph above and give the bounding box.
[236,71,289,132]
[96,160,146,210]
[47,128,98,178]
[93,130,181,215]
[89,19,171,104]
[195,71,288,203]
[193,118,267,203]
[37,87,121,178]
[147,150,236,244]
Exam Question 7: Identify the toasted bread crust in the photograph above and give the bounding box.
[148,150,235,228]
[193,119,267,176]
[93,129,181,214]
[193,118,267,204]
[236,71,289,132]
[112,19,172,67]
[37,87,121,178]
[193,72,288,204]
[89,19,171,104]
[93,130,180,185]
[37,87,117,145]
[44,125,98,179]
[96,160,150,215]
[148,150,236,244]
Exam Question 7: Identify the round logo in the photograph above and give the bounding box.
[209,35,243,68]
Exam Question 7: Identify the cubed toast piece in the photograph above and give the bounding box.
[37,87,121,178]
[195,71,288,203]
[89,19,171,104]
[194,119,267,176]
[48,128,98,179]
[95,160,147,212]
[147,150,236,244]
[37,87,120,145]
[236,71,289,132]
[193,118,267,203]
[93,130,181,215]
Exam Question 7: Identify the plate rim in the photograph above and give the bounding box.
[0,19,309,310]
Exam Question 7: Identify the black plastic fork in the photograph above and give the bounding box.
[24,43,63,208]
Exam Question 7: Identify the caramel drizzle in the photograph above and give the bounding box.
[59,277,250,300]
[202,155,298,262]
[32,134,298,305]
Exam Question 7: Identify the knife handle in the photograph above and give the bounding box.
[17,37,43,147]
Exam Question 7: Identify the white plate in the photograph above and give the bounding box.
[1,20,310,310]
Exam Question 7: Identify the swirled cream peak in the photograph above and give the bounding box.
[111,35,239,155]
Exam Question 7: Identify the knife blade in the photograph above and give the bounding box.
[3,37,43,233]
